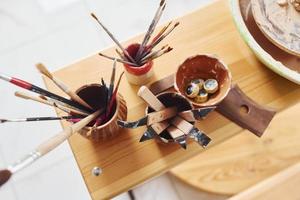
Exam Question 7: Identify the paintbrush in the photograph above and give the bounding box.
[147,22,179,51]
[0,116,80,124]
[36,63,93,110]
[98,53,139,67]
[0,109,102,187]
[136,0,166,61]
[90,13,136,63]
[141,47,173,65]
[14,91,89,116]
[106,59,117,115]
[139,21,172,59]
[0,73,91,113]
[115,49,127,61]
[140,45,168,63]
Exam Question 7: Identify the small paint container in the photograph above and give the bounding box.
[73,84,127,141]
[175,54,232,107]
[146,92,193,143]
[123,43,154,85]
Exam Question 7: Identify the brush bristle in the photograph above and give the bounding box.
[160,0,165,6]
[90,13,98,20]
[0,169,12,187]
[0,119,7,123]
[39,95,48,100]
[36,63,53,79]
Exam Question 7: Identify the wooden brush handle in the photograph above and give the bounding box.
[15,91,52,106]
[37,110,101,155]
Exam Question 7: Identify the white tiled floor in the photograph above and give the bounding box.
[0,1,213,199]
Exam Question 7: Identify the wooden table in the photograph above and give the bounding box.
[44,0,300,199]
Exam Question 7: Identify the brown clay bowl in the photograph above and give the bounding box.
[174,54,232,107]
[74,84,127,141]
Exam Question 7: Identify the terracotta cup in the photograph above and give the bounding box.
[74,84,127,141]
[123,43,154,85]
[146,92,193,143]
[175,54,232,107]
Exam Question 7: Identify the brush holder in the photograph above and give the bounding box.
[146,92,193,143]
[175,54,232,107]
[123,43,154,85]
[74,84,127,141]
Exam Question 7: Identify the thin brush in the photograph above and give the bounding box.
[15,91,89,116]
[0,116,80,123]
[140,45,168,63]
[141,47,173,65]
[139,21,172,58]
[136,0,166,60]
[36,63,93,110]
[0,109,102,187]
[115,49,127,61]
[147,22,179,51]
[106,59,117,114]
[98,53,139,67]
[0,73,91,113]
[90,13,136,63]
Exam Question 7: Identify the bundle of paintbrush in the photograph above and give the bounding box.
[0,64,96,125]
[92,60,125,126]
[92,0,179,67]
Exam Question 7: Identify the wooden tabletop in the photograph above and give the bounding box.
[43,0,300,199]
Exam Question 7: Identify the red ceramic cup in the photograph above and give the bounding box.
[123,43,154,85]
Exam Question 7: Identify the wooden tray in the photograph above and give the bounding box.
[43,0,300,199]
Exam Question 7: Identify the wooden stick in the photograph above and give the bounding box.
[115,49,127,61]
[98,53,139,67]
[150,21,172,45]
[141,47,173,65]
[15,91,89,116]
[90,13,136,63]
[0,110,101,187]
[36,63,93,110]
[136,0,166,60]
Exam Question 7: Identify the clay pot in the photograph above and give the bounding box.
[123,43,154,85]
[74,84,127,141]
[175,54,232,107]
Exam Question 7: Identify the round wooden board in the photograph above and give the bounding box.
[170,102,300,195]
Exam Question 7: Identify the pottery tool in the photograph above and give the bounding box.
[0,116,80,124]
[118,106,215,128]
[136,0,166,61]
[14,91,89,116]
[0,109,102,187]
[98,53,139,67]
[118,106,177,128]
[36,63,93,110]
[137,86,211,148]
[90,13,136,63]
[0,73,91,113]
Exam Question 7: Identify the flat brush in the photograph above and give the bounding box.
[98,53,139,67]
[0,116,80,123]
[136,0,166,60]
[0,73,91,113]
[36,63,93,110]
[90,13,136,63]
[0,109,101,187]
[15,91,89,116]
